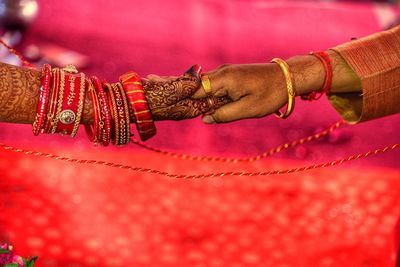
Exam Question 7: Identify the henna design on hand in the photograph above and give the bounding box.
[152,96,230,121]
[142,75,231,121]
[142,75,200,109]
[0,62,40,124]
[0,62,230,125]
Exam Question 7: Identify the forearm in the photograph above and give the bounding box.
[0,62,93,124]
[286,50,361,97]
[0,62,226,128]
[290,25,400,123]
[0,62,40,124]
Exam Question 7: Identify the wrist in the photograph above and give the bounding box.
[286,55,325,97]
[326,50,361,94]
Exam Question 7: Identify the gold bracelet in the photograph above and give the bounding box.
[271,58,296,119]
[51,70,66,133]
[70,72,86,138]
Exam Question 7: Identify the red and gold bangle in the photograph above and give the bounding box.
[70,72,87,138]
[107,82,121,145]
[85,79,101,144]
[119,71,156,141]
[50,69,66,134]
[109,83,131,146]
[32,64,51,135]
[53,66,86,137]
[43,68,60,133]
[103,82,116,143]
[301,51,333,101]
[116,82,131,145]
[54,72,76,135]
[91,77,111,146]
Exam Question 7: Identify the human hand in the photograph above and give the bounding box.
[192,52,361,124]
[191,63,291,123]
[143,65,230,121]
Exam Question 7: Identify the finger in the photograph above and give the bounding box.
[202,96,255,124]
[152,96,230,121]
[161,75,201,103]
[189,96,231,115]
[149,65,202,101]
[142,75,200,108]
[146,74,178,82]
[191,70,227,99]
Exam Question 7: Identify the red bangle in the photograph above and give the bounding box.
[85,79,101,144]
[54,71,84,136]
[109,83,131,146]
[70,72,87,138]
[103,82,116,142]
[301,51,332,101]
[32,64,51,135]
[91,76,112,146]
[43,68,60,133]
[50,69,66,134]
[119,71,156,141]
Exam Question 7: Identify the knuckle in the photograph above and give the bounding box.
[217,64,235,77]
[217,63,231,70]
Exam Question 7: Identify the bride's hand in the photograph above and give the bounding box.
[143,66,230,121]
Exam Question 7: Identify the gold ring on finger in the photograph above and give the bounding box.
[201,75,212,96]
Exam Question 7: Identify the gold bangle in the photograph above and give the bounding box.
[271,58,296,119]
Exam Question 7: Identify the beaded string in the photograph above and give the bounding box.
[0,39,33,68]
[0,142,398,178]
[130,120,345,163]
[0,40,398,178]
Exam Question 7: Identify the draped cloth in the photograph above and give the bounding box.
[329,25,400,123]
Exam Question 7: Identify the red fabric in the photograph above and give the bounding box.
[0,147,400,267]
[0,1,400,266]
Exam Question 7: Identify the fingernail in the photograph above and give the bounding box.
[184,65,202,78]
[202,115,216,124]
[193,64,202,75]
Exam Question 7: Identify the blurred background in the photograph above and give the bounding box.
[0,0,399,266]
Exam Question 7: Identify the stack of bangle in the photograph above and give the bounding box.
[32,64,157,146]
[301,51,333,101]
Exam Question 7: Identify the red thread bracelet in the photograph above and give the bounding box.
[301,51,332,101]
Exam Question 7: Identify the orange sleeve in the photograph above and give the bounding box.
[328,25,400,123]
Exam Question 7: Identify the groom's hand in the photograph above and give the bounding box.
[191,52,356,124]
[191,63,288,124]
